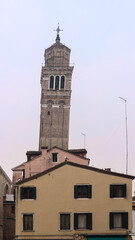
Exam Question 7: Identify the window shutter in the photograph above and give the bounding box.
[88,185,92,198]
[87,213,92,230]
[110,213,114,229]
[123,184,126,197]
[20,187,24,200]
[74,186,78,199]
[74,213,78,229]
[123,212,128,229]
[110,185,114,198]
[33,187,36,200]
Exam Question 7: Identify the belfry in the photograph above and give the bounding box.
[39,25,74,150]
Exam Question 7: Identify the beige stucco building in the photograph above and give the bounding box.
[15,161,134,240]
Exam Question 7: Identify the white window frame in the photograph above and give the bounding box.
[52,153,58,163]
[22,213,34,231]
[59,212,71,231]
[49,75,66,90]
[75,212,91,230]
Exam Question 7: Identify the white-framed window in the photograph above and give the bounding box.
[49,75,65,90]
[60,76,65,89]
[52,153,58,162]
[49,76,54,89]
[59,213,71,230]
[22,213,34,231]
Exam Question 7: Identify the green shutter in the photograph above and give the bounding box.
[123,212,128,229]
[33,187,36,200]
[123,184,126,197]
[74,213,78,229]
[87,213,92,229]
[110,185,114,198]
[20,187,24,200]
[88,185,92,198]
[110,213,114,229]
[74,186,78,199]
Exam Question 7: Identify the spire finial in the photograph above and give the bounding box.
[54,23,63,42]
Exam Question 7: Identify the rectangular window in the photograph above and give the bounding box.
[110,212,128,229]
[74,185,92,199]
[110,184,126,198]
[20,187,36,200]
[52,153,58,162]
[60,213,70,230]
[74,213,92,230]
[23,214,33,231]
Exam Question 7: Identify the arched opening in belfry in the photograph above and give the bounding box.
[50,76,54,89]
[61,76,65,89]
[55,76,59,90]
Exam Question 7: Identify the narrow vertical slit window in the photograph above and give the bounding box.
[50,76,54,89]
[61,76,65,89]
[55,76,59,90]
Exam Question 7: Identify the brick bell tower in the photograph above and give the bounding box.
[39,25,74,150]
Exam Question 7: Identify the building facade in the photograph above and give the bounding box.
[0,166,11,240]
[39,28,74,150]
[12,147,89,186]
[15,161,134,240]
[3,194,15,240]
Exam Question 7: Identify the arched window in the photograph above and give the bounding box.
[55,76,59,90]
[4,184,9,195]
[61,76,65,89]
[50,76,54,89]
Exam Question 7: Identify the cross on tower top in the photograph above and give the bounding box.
[54,23,63,42]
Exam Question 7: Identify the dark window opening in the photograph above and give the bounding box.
[11,205,15,213]
[60,214,70,230]
[52,153,58,162]
[20,187,36,200]
[61,76,65,89]
[110,184,126,198]
[74,213,92,230]
[48,111,50,115]
[110,212,128,229]
[50,76,54,89]
[55,76,59,90]
[74,185,92,199]
[22,169,25,179]
[23,214,33,231]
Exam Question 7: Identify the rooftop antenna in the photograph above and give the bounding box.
[53,23,63,42]
[119,96,128,174]
[81,133,86,149]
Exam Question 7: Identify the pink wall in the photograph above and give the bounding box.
[12,148,89,185]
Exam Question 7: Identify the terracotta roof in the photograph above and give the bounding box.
[68,149,87,154]
[26,151,42,156]
[16,161,135,185]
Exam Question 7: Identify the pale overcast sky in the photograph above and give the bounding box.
[0,0,135,189]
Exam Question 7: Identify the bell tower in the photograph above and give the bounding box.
[39,25,74,150]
